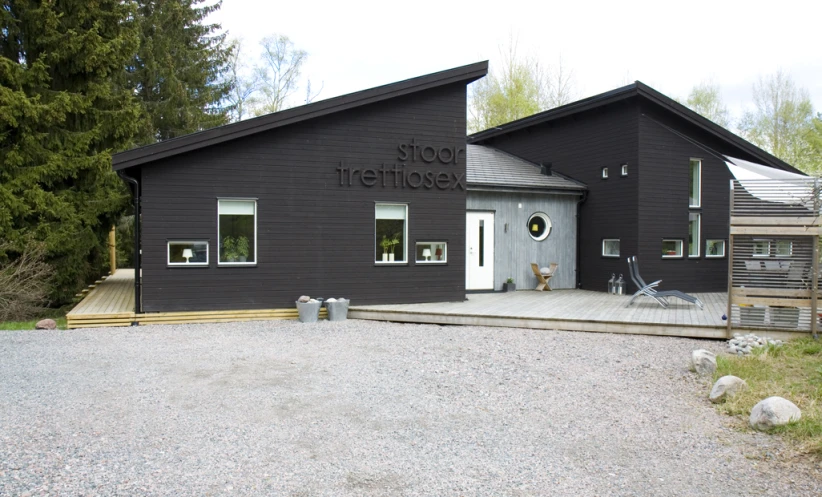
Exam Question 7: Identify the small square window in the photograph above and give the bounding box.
[602,167,609,179]
[621,164,628,176]
[775,240,792,257]
[602,239,620,257]
[752,239,770,257]
[168,241,209,266]
[416,242,446,263]
[705,240,725,258]
[662,239,683,258]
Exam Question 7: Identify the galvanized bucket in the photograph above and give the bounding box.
[325,299,350,322]
[296,301,321,323]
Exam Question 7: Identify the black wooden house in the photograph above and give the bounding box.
[469,82,804,292]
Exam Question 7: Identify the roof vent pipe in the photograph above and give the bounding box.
[540,162,552,176]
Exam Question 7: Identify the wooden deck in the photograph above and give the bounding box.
[67,271,810,339]
[349,290,810,340]
[66,269,323,328]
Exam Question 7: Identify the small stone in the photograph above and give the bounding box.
[35,319,57,330]
[297,295,311,303]
[709,376,747,403]
[325,298,337,303]
[750,397,801,431]
[690,349,717,375]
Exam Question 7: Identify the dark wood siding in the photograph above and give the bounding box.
[637,112,731,292]
[478,102,639,291]
[138,84,468,312]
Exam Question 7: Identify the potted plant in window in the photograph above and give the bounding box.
[379,235,392,262]
[503,277,516,292]
[236,235,250,262]
[222,236,238,262]
[388,233,400,262]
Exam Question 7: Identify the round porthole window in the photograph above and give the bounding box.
[528,213,552,241]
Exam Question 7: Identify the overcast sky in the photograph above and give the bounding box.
[211,0,822,128]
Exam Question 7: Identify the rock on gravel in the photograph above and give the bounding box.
[709,375,747,404]
[1,321,820,496]
[34,319,56,330]
[750,396,802,431]
[690,349,717,375]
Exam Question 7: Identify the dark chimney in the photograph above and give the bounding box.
[540,162,552,176]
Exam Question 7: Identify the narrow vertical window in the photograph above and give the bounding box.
[479,220,485,267]
[621,164,628,176]
[689,159,701,208]
[375,204,407,263]
[218,199,256,264]
[688,213,701,257]
[602,167,609,179]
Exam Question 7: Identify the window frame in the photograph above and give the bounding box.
[602,238,620,258]
[775,240,793,257]
[621,164,628,176]
[752,239,770,258]
[217,198,258,266]
[662,239,684,258]
[527,212,553,241]
[705,239,726,258]
[375,203,408,264]
[688,212,701,258]
[601,167,609,179]
[415,241,447,264]
[167,241,209,266]
[689,158,702,208]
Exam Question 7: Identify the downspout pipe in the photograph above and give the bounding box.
[575,190,588,288]
[117,170,141,320]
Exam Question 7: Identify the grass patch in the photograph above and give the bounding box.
[714,337,822,455]
[0,307,69,330]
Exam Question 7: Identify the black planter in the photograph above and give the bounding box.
[503,283,516,292]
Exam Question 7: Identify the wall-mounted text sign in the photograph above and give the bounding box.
[336,138,466,190]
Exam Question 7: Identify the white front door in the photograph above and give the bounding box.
[466,212,494,290]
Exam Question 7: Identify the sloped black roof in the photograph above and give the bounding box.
[466,145,585,192]
[468,81,803,175]
[113,61,488,171]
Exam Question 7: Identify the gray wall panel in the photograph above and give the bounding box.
[467,191,579,290]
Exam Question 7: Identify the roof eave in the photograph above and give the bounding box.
[114,61,489,171]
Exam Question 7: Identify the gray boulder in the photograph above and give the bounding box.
[690,349,717,375]
[749,396,801,431]
[35,319,57,330]
[709,375,747,403]
[297,295,311,303]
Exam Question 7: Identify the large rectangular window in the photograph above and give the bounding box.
[689,159,701,208]
[688,213,701,257]
[375,204,407,263]
[602,239,620,257]
[218,199,256,264]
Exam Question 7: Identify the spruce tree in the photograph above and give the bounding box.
[130,0,233,144]
[0,0,141,303]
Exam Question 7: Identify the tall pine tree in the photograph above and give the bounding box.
[130,0,233,144]
[0,0,142,303]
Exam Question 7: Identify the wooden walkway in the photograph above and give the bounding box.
[349,290,809,340]
[67,271,810,339]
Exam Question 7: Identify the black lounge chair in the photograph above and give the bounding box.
[625,256,704,309]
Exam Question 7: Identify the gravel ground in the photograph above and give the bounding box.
[1,320,820,496]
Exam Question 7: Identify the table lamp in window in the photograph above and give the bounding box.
[182,248,193,263]
[435,247,443,260]
[422,248,431,261]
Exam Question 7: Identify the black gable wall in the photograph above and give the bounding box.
[638,112,732,292]
[478,102,639,290]
[138,83,468,312]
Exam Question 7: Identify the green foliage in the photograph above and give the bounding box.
[684,80,730,127]
[0,0,141,303]
[129,0,234,144]
[713,337,822,455]
[739,71,819,174]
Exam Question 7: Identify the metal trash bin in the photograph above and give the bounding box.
[296,301,322,323]
[325,299,349,322]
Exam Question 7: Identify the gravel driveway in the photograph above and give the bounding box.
[1,320,820,496]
